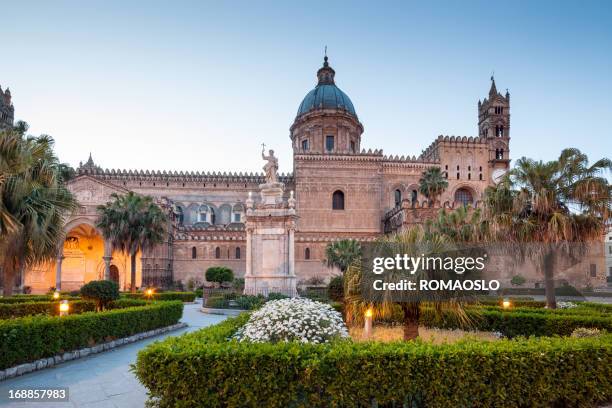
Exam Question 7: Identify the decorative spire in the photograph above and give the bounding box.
[317,50,335,85]
[489,75,497,97]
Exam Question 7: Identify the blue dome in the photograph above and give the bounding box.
[297,84,357,117]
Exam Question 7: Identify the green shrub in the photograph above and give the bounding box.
[122,291,196,302]
[327,276,344,302]
[80,280,120,310]
[0,300,96,319]
[510,275,526,286]
[194,288,203,298]
[266,292,288,301]
[134,315,612,408]
[205,295,228,308]
[234,295,265,310]
[0,301,182,369]
[205,267,234,285]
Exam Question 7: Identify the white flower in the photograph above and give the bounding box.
[233,298,348,344]
[557,301,578,309]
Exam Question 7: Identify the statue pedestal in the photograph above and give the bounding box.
[244,183,297,297]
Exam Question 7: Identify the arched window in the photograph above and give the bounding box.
[215,247,221,259]
[232,204,245,223]
[394,189,402,207]
[199,205,210,223]
[305,248,311,260]
[235,247,241,259]
[332,190,345,210]
[454,188,474,206]
[411,190,418,205]
[191,247,197,259]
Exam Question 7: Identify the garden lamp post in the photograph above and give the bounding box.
[146,288,154,301]
[502,298,511,309]
[364,307,373,339]
[53,291,60,300]
[59,300,70,317]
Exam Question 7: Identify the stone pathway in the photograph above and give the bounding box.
[0,302,225,408]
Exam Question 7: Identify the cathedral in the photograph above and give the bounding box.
[17,56,514,293]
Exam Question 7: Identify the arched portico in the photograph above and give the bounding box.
[52,217,139,291]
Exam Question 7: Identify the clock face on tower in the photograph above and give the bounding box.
[492,168,507,184]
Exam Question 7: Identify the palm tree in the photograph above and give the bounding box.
[96,192,167,292]
[344,227,471,340]
[419,167,448,205]
[1,124,78,296]
[485,148,611,308]
[325,239,362,274]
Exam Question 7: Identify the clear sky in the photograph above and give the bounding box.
[2,0,611,174]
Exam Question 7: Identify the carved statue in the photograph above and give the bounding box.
[261,144,279,184]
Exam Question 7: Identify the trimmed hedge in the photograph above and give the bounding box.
[0,298,148,319]
[122,291,196,302]
[0,300,95,319]
[135,314,612,408]
[422,307,612,337]
[0,295,79,304]
[0,301,183,369]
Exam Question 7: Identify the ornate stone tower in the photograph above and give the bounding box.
[0,85,15,129]
[290,55,364,156]
[478,76,511,182]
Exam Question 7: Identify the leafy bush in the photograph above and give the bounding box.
[327,276,344,301]
[267,292,289,301]
[194,288,203,298]
[234,295,265,310]
[233,298,348,344]
[510,275,526,286]
[205,267,234,285]
[122,291,196,302]
[0,301,183,369]
[204,294,265,310]
[80,280,120,310]
[135,315,612,408]
[232,278,245,291]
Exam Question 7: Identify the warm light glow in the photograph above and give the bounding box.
[59,300,70,313]
[52,291,60,300]
[146,288,154,297]
[365,308,373,318]
[502,299,511,309]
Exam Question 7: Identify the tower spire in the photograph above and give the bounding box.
[489,74,497,97]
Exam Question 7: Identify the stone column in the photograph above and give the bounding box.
[103,240,113,281]
[245,226,252,276]
[288,225,295,277]
[55,253,64,291]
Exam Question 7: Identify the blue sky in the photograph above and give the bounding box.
[2,0,611,174]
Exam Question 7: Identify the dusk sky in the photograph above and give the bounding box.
[3,0,611,174]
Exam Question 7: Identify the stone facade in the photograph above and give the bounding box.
[19,57,529,293]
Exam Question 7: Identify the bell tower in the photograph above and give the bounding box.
[478,76,511,180]
[0,85,15,129]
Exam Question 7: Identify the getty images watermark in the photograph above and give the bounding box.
[359,241,600,303]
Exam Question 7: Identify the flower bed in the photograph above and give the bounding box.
[135,314,612,407]
[122,291,196,302]
[0,301,182,369]
[233,298,348,343]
